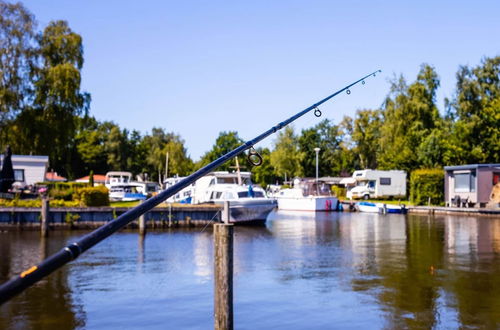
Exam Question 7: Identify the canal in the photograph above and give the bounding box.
[1,211,499,329]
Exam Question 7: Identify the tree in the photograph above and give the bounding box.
[298,119,346,177]
[270,126,303,181]
[197,131,245,172]
[446,56,500,164]
[348,109,383,169]
[250,147,276,187]
[22,20,90,176]
[378,64,441,172]
[0,1,37,133]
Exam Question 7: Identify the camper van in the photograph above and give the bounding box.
[346,170,406,200]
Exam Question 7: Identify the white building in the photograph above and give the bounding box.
[0,154,49,187]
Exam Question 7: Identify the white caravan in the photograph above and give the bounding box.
[346,170,406,200]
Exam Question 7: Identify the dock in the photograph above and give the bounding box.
[0,204,223,230]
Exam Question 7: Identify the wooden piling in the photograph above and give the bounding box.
[168,203,173,227]
[214,223,233,330]
[222,201,230,224]
[41,198,49,237]
[139,200,146,235]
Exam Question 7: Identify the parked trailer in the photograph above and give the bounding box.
[346,170,406,200]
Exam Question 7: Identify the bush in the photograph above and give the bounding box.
[0,198,79,208]
[74,186,109,207]
[410,169,444,206]
[331,185,346,198]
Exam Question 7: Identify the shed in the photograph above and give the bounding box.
[444,164,500,207]
[0,154,49,187]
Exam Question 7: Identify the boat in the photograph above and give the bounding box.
[105,171,159,202]
[276,178,339,211]
[163,176,194,204]
[356,201,407,214]
[108,184,147,202]
[191,171,276,224]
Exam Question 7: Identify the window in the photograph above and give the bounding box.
[14,169,25,182]
[380,177,391,185]
[493,172,500,185]
[454,171,476,192]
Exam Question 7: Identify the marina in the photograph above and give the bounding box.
[1,211,499,329]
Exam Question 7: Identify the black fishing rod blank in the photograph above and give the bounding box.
[0,70,381,305]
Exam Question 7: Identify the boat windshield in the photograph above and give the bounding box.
[216,177,252,185]
[237,191,264,198]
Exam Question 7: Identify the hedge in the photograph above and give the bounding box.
[74,186,110,207]
[0,199,80,208]
[410,169,444,206]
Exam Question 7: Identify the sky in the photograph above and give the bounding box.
[19,0,500,161]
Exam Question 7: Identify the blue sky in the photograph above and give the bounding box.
[20,0,500,160]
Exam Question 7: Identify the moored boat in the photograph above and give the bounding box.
[356,201,407,214]
[276,178,339,211]
[192,171,276,224]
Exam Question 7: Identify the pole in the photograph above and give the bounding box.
[214,223,234,330]
[41,197,49,237]
[0,70,380,305]
[165,152,169,179]
[222,201,230,224]
[139,201,146,235]
[314,147,320,195]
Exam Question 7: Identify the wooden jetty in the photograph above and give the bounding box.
[0,203,222,230]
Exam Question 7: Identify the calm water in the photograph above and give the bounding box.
[1,212,500,329]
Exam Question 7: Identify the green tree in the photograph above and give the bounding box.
[0,1,37,133]
[348,109,383,169]
[31,20,89,175]
[298,119,346,177]
[250,147,276,187]
[446,56,500,164]
[270,126,303,181]
[378,64,441,172]
[197,131,245,172]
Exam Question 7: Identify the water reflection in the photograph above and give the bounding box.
[0,231,86,330]
[0,213,499,329]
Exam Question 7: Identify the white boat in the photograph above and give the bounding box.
[109,184,147,202]
[192,171,276,224]
[163,176,194,204]
[276,178,339,211]
[105,171,159,202]
[356,201,407,214]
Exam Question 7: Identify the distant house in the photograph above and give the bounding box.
[75,174,106,185]
[45,171,67,182]
[0,154,49,187]
[444,164,500,207]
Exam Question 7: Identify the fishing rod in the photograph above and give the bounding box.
[0,69,381,305]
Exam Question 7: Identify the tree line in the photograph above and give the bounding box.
[1,2,499,186]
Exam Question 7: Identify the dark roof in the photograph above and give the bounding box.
[444,164,500,171]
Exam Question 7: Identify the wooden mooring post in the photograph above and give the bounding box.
[139,200,146,235]
[41,197,49,237]
[214,201,233,330]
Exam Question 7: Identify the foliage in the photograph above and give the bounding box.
[331,186,346,199]
[250,147,277,188]
[446,56,500,164]
[410,169,444,206]
[0,198,79,208]
[378,64,441,173]
[197,131,245,172]
[270,126,303,180]
[74,186,109,207]
[0,1,37,131]
[298,119,347,177]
